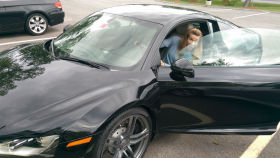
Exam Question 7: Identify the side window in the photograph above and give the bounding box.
[218,21,234,31]
[194,29,263,67]
[217,18,239,31]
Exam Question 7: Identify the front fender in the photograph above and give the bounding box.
[62,70,158,142]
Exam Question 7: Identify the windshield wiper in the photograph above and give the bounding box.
[0,125,5,130]
[59,56,110,70]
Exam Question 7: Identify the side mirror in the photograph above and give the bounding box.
[171,58,194,78]
[63,24,72,32]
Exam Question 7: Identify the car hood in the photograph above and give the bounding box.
[0,43,154,139]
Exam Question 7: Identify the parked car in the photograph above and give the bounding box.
[0,0,64,35]
[0,4,280,158]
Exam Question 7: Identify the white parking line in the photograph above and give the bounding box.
[0,37,56,46]
[240,135,273,158]
[240,123,280,158]
[64,17,73,22]
[232,12,270,19]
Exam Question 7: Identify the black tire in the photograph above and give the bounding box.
[92,108,152,158]
[25,13,48,35]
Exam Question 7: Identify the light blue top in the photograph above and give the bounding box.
[161,35,192,66]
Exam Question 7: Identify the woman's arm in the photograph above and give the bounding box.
[160,38,172,48]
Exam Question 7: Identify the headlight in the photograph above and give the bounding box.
[0,135,59,157]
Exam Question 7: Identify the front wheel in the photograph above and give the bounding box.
[92,108,152,158]
[25,13,48,35]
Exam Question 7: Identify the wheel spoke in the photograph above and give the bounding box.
[127,116,137,136]
[29,24,36,28]
[130,128,149,145]
[126,145,135,158]
[40,19,45,24]
[113,149,123,158]
[123,150,129,158]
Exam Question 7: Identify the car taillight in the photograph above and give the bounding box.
[54,2,62,8]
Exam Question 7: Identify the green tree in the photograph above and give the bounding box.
[244,0,252,7]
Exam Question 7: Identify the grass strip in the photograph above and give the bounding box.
[166,0,280,12]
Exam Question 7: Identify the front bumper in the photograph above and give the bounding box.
[0,143,89,158]
[0,136,98,158]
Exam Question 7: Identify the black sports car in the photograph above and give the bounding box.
[0,4,280,158]
[0,0,64,35]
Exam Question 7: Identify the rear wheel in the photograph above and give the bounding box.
[92,108,152,158]
[25,13,48,35]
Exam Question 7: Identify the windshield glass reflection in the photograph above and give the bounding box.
[54,13,161,68]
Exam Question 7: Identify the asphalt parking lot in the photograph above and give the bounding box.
[0,0,280,157]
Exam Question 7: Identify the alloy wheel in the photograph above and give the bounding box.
[101,115,150,158]
[26,14,48,35]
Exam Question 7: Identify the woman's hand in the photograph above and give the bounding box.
[161,60,165,66]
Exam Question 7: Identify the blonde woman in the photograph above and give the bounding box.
[161,27,202,66]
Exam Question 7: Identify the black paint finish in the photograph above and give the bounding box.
[0,4,279,158]
[157,67,280,134]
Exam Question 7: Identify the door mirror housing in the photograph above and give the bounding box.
[171,58,194,78]
[63,24,72,32]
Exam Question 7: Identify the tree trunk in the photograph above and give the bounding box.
[244,0,252,7]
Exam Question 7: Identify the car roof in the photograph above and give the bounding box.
[0,0,58,7]
[101,4,215,25]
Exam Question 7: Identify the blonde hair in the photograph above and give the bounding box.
[178,28,202,51]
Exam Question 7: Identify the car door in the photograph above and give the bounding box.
[156,27,280,134]
[4,4,26,32]
[0,0,28,33]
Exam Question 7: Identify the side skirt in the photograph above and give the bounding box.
[160,123,278,135]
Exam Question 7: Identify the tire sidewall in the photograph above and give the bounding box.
[92,108,152,158]
[25,13,48,36]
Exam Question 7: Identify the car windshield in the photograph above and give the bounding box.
[184,28,280,66]
[53,12,161,68]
